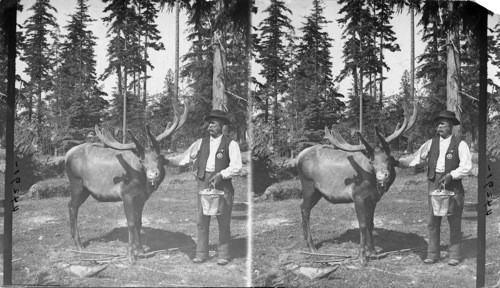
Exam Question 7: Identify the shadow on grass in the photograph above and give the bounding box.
[440,237,477,260]
[232,215,248,221]
[317,228,428,258]
[233,202,248,212]
[84,226,196,255]
[206,237,247,260]
[464,202,478,212]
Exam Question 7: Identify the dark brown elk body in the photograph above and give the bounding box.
[65,106,187,262]
[297,104,417,266]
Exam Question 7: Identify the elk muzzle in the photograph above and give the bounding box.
[376,170,390,191]
[146,169,160,183]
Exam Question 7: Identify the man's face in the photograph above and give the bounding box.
[436,119,453,138]
[208,119,223,137]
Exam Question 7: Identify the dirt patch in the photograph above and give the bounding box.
[252,172,500,287]
[10,167,249,287]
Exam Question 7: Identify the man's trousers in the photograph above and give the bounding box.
[196,172,234,260]
[426,172,465,261]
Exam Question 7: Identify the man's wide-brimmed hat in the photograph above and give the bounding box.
[204,110,231,125]
[434,110,460,126]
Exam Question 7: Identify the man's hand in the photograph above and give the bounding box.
[439,173,452,185]
[209,172,223,185]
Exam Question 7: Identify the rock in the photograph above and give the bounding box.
[66,264,108,278]
[285,264,299,271]
[296,265,339,280]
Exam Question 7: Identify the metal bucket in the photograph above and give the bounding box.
[429,187,455,216]
[199,185,225,216]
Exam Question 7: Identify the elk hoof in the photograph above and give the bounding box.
[75,242,84,250]
[126,251,137,264]
[308,245,318,253]
[367,248,378,257]
[359,257,369,267]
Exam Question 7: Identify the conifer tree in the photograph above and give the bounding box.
[21,0,58,136]
[255,0,294,145]
[293,0,342,142]
[337,0,376,134]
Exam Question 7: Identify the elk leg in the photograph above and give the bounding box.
[134,199,146,255]
[365,199,377,256]
[301,186,322,252]
[123,196,137,263]
[68,178,90,250]
[354,197,368,266]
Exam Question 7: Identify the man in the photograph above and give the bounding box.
[179,110,242,266]
[410,110,472,266]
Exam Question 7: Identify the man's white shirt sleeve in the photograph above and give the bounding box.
[409,139,432,166]
[220,140,242,179]
[179,138,202,166]
[449,141,472,180]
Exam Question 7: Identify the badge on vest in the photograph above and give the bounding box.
[446,150,453,159]
[216,148,224,159]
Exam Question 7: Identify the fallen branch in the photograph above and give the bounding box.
[368,266,408,278]
[299,251,355,258]
[68,249,123,257]
[309,258,356,264]
[78,256,126,262]
[137,247,182,258]
[369,246,427,259]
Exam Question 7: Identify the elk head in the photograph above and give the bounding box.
[95,102,188,187]
[324,103,417,193]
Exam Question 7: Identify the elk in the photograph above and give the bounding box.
[65,104,188,262]
[297,103,417,265]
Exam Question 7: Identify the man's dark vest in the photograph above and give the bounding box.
[427,135,461,180]
[196,135,231,179]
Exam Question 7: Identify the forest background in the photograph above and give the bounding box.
[251,0,500,195]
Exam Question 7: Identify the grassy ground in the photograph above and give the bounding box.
[252,168,500,288]
[8,166,249,287]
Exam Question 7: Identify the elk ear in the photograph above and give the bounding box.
[375,126,391,155]
[146,125,161,153]
[356,131,374,160]
[128,130,145,159]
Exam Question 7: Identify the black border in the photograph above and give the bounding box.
[476,3,488,288]
[2,0,16,285]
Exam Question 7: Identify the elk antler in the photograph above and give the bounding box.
[324,125,372,153]
[95,125,137,150]
[384,102,418,144]
[94,101,189,151]
[155,100,189,143]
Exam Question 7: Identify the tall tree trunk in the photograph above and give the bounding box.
[379,33,383,105]
[446,2,461,136]
[407,4,415,153]
[171,0,180,151]
[123,65,127,144]
[410,5,415,102]
[273,85,278,147]
[117,63,122,102]
[143,36,148,107]
[359,68,363,136]
[122,28,128,144]
[212,0,227,111]
[37,83,42,138]
[143,0,148,109]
